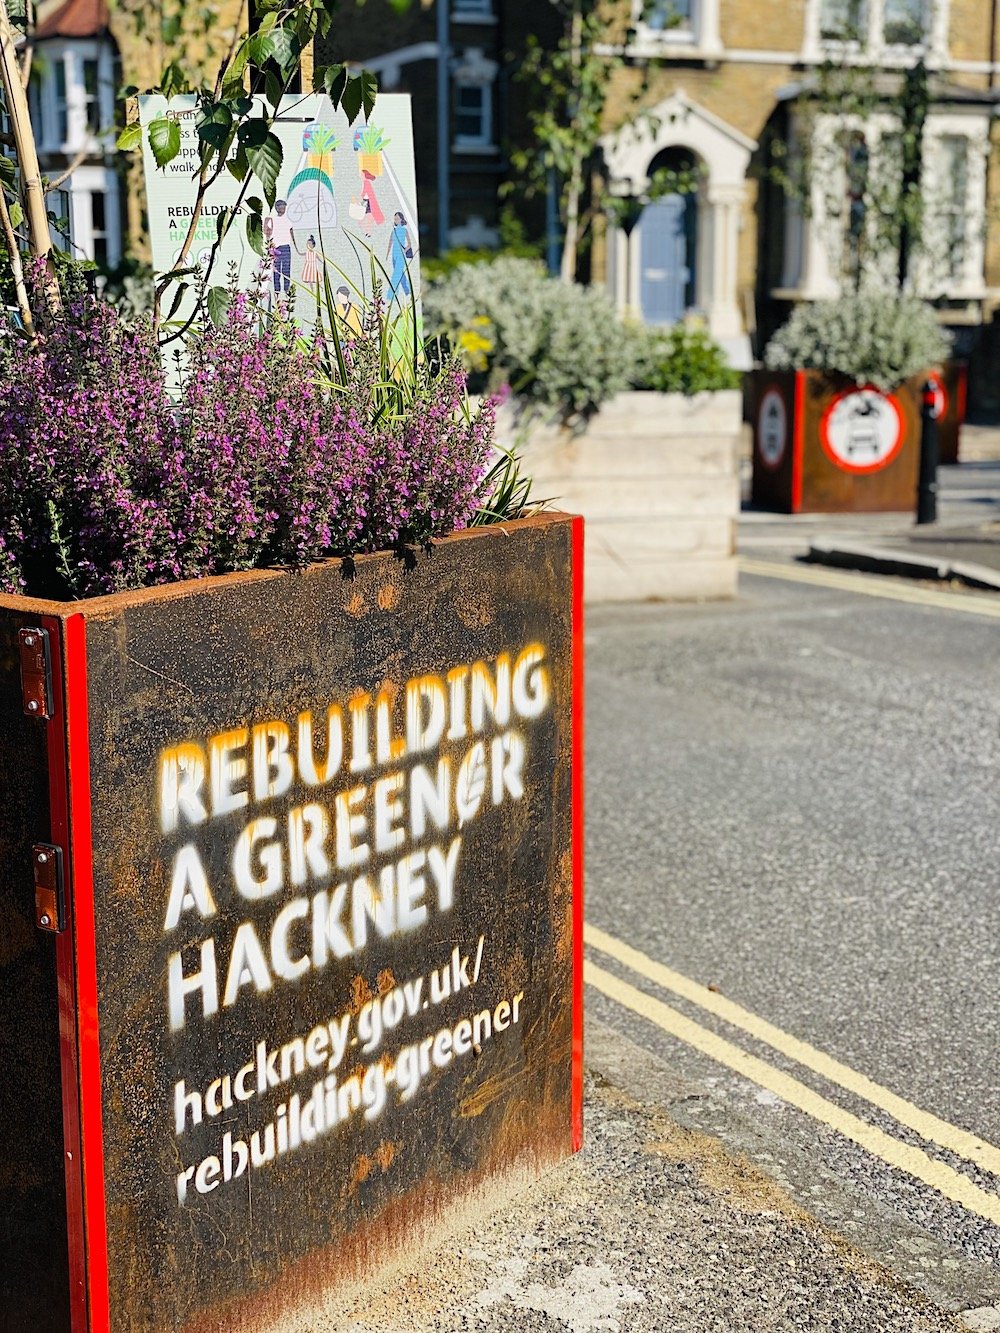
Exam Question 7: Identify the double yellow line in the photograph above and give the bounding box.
[585,923,1000,1225]
[739,558,1000,620]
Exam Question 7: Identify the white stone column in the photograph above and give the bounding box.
[698,0,723,54]
[928,0,950,65]
[704,185,743,340]
[627,224,641,316]
[799,209,839,299]
[801,0,822,60]
[867,0,884,54]
[103,169,122,267]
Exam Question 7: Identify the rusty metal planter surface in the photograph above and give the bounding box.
[0,512,584,1333]
[750,369,934,514]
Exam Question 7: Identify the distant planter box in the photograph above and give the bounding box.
[751,370,930,513]
[0,514,583,1332]
[511,390,742,603]
[931,360,968,466]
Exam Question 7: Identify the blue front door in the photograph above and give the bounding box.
[639,193,694,325]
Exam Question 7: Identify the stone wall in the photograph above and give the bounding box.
[503,391,742,604]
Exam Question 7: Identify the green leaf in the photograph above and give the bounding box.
[9,200,23,228]
[247,30,275,66]
[246,211,264,256]
[244,195,263,214]
[246,132,283,208]
[339,69,378,125]
[323,62,348,104]
[237,116,270,148]
[267,26,298,73]
[359,68,378,119]
[215,206,234,242]
[148,116,181,168]
[165,280,189,323]
[0,155,15,183]
[340,74,364,124]
[226,145,249,182]
[159,60,189,97]
[116,122,142,151]
[197,102,234,149]
[264,69,283,110]
[160,12,181,43]
[206,286,231,327]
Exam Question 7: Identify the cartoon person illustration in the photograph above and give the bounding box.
[334,285,363,337]
[264,200,299,295]
[387,211,412,300]
[354,124,388,232]
[359,170,384,230]
[301,235,321,285]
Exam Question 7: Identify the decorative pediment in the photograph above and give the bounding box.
[602,90,757,194]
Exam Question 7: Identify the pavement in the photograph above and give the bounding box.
[739,424,1000,590]
[331,1028,985,1333]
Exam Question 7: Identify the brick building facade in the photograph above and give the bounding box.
[324,0,1000,394]
[28,0,243,268]
[597,0,1000,374]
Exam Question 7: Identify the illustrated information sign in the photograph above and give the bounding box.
[140,93,421,331]
[82,521,577,1331]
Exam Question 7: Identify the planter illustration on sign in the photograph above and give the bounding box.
[750,371,924,514]
[0,515,584,1333]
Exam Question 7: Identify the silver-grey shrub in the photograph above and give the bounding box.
[763,292,951,393]
[424,257,640,419]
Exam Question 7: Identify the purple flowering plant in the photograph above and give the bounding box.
[0,270,498,600]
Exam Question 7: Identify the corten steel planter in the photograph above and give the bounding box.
[0,512,584,1333]
[928,360,968,466]
[751,369,930,513]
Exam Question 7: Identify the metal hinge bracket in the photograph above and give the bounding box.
[18,626,53,720]
[33,843,66,933]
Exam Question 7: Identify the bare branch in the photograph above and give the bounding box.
[43,145,90,194]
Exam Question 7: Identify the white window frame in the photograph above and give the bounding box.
[452,0,495,22]
[31,38,117,155]
[453,80,493,150]
[914,117,988,299]
[630,0,722,57]
[778,107,986,302]
[802,0,949,64]
[66,164,121,267]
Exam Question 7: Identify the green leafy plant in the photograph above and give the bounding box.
[424,256,638,420]
[471,446,540,526]
[303,123,340,155]
[763,291,952,391]
[633,324,740,395]
[355,124,389,154]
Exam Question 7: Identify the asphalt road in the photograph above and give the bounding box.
[584,567,1000,1280]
